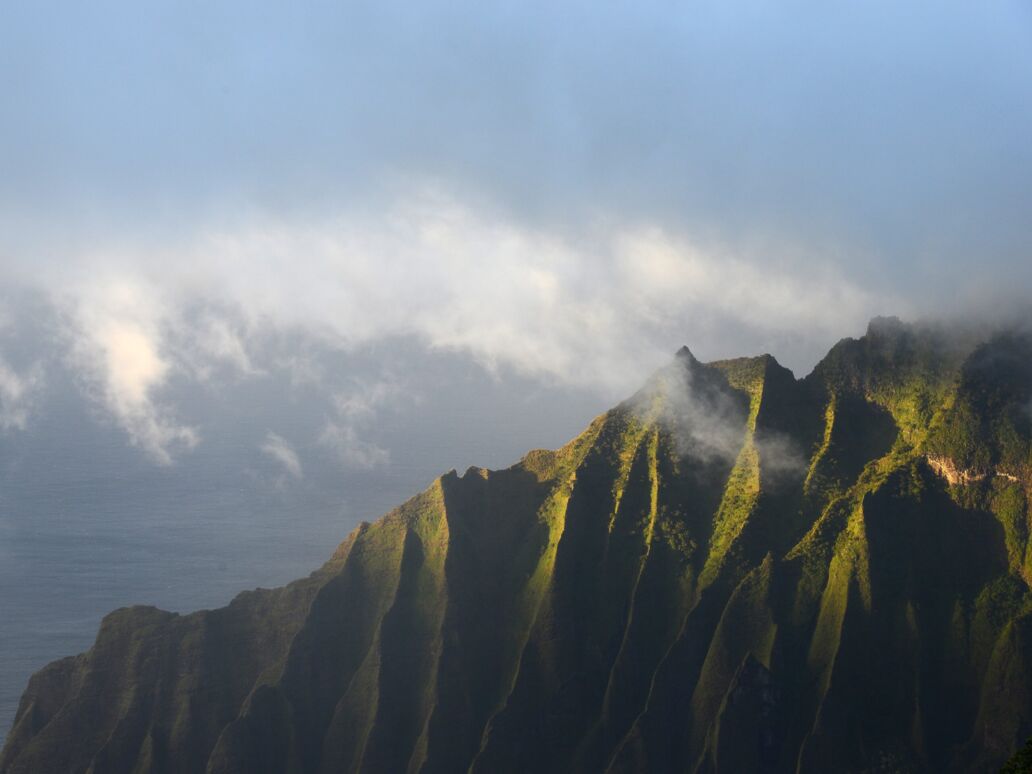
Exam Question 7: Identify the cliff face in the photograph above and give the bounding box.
[4,318,1032,774]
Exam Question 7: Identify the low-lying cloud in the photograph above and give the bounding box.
[0,356,41,431]
[0,191,894,462]
[633,356,806,479]
[60,279,199,463]
[260,432,304,479]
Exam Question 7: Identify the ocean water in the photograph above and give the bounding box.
[0,434,372,745]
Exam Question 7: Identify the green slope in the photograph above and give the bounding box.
[3,318,1032,774]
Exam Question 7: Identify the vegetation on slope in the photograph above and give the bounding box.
[3,319,1032,774]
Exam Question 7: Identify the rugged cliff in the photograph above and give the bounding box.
[4,318,1032,773]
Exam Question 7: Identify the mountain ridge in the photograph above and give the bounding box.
[4,317,1032,773]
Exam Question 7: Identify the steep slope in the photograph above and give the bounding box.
[3,318,1032,774]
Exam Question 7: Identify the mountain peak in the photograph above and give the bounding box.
[675,344,699,364]
[865,314,907,336]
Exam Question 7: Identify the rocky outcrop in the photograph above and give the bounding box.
[926,455,1024,486]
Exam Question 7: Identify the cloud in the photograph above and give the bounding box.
[331,379,406,421]
[260,432,303,479]
[0,189,897,465]
[0,356,42,431]
[62,278,198,464]
[43,191,889,380]
[632,355,805,478]
[171,309,259,381]
[634,358,748,465]
[316,377,408,470]
[319,423,389,470]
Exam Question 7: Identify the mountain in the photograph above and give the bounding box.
[4,317,1032,774]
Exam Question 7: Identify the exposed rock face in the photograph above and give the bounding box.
[926,455,1023,486]
[4,319,1032,774]
[926,454,989,485]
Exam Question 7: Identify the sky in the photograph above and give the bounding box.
[1,0,1032,465]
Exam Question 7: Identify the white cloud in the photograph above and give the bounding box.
[260,432,303,479]
[614,229,880,337]
[319,422,390,469]
[62,278,198,464]
[11,189,897,464]
[172,310,259,381]
[630,356,805,481]
[315,377,407,470]
[0,356,42,431]
[59,191,884,382]
[331,378,408,421]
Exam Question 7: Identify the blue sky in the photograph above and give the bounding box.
[4,1,1030,249]
[1,1,1032,461]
